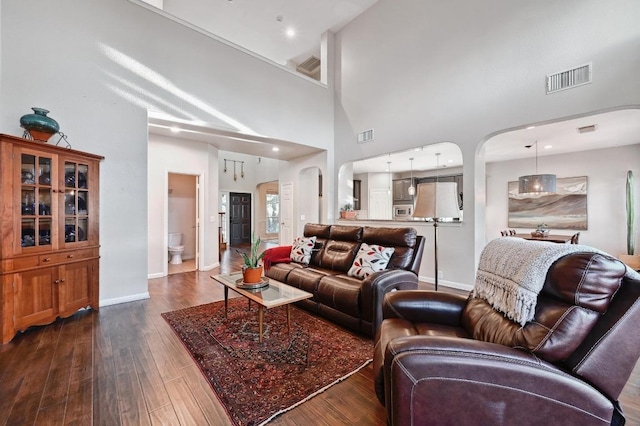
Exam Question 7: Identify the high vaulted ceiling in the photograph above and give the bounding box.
[138,1,640,169]
[141,0,379,66]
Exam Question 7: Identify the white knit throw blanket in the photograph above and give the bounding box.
[473,238,640,326]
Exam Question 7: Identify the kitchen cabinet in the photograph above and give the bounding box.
[0,134,102,343]
[393,179,415,203]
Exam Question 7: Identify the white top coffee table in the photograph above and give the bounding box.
[210,272,313,343]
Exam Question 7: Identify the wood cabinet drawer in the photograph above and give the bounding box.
[40,248,98,266]
[2,256,40,272]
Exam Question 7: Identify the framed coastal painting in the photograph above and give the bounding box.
[507,176,587,229]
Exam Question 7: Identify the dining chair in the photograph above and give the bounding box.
[571,232,580,244]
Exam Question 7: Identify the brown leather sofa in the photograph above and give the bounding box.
[374,251,640,425]
[265,223,424,336]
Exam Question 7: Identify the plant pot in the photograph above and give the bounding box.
[618,254,640,271]
[340,211,357,220]
[242,266,263,283]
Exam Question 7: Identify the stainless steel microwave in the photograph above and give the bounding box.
[393,204,413,219]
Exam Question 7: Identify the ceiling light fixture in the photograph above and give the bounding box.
[286,27,296,38]
[272,147,279,152]
[518,141,556,194]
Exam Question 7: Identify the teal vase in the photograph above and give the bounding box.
[20,107,60,142]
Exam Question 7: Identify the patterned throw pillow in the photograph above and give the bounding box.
[348,243,395,279]
[290,236,317,264]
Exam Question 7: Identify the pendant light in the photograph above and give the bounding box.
[518,141,556,194]
[407,157,415,196]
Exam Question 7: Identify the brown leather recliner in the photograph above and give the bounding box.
[374,250,640,425]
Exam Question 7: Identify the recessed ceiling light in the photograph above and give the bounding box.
[272,147,280,152]
[286,28,296,38]
[544,145,552,149]
[170,126,180,133]
[526,126,536,130]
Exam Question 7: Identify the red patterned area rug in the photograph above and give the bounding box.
[161,298,373,426]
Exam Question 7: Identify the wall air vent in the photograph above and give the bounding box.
[357,129,374,144]
[546,63,592,94]
[577,124,597,134]
[296,56,321,79]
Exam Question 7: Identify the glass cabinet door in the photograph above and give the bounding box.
[20,153,54,248]
[64,161,89,243]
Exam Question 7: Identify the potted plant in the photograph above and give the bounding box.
[236,234,266,283]
[620,171,640,270]
[340,203,357,220]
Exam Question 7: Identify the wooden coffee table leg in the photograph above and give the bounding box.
[224,287,228,318]
[287,304,291,334]
[258,306,264,343]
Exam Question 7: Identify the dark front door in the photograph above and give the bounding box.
[229,192,251,245]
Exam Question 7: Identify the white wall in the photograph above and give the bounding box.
[298,167,321,227]
[218,152,282,193]
[278,151,329,236]
[487,144,640,256]
[333,0,640,285]
[0,0,334,304]
[168,173,196,259]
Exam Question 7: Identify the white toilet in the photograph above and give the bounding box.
[168,233,184,264]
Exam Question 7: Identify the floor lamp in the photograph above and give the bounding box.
[412,182,460,291]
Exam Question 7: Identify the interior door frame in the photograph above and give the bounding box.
[164,171,204,276]
[280,181,293,245]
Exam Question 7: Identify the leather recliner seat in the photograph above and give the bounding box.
[374,250,640,425]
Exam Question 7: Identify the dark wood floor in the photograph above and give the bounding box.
[0,244,639,425]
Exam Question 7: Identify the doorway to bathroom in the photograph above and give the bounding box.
[168,173,199,275]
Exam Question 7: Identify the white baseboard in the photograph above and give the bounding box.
[200,262,219,271]
[148,272,165,279]
[100,292,150,307]
[419,275,473,292]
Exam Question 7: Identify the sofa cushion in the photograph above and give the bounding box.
[290,236,316,264]
[304,223,331,267]
[316,274,362,318]
[348,243,395,279]
[264,262,303,283]
[329,225,363,242]
[286,267,339,297]
[362,226,417,270]
[317,240,361,273]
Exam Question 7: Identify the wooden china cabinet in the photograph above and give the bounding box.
[0,134,103,344]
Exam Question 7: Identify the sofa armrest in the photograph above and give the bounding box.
[384,336,614,425]
[361,269,419,335]
[382,290,468,327]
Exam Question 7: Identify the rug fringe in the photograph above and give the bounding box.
[258,358,374,426]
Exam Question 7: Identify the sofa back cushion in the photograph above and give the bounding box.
[462,252,626,364]
[318,240,361,273]
[362,226,418,270]
[304,223,331,266]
